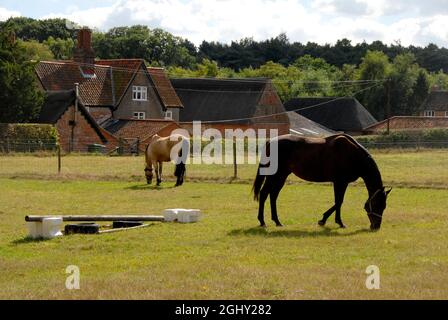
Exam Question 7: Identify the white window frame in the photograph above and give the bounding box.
[445,111,448,118]
[132,86,148,101]
[133,112,146,120]
[424,110,435,117]
[164,110,173,120]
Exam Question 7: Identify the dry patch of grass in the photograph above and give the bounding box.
[0,178,447,299]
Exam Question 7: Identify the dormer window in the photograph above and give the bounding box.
[132,86,147,101]
[424,110,435,117]
[79,66,96,79]
[164,110,173,120]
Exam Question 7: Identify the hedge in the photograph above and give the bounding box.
[0,123,58,152]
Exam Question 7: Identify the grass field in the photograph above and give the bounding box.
[0,150,447,299]
[1,149,448,188]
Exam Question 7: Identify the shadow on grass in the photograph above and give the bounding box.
[228,226,372,238]
[125,184,177,191]
[11,236,53,245]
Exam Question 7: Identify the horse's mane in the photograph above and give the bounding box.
[339,134,371,158]
[337,134,382,184]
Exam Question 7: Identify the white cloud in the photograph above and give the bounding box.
[0,7,21,21]
[39,0,448,47]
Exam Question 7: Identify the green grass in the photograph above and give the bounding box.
[0,149,447,299]
[1,149,448,188]
[1,176,448,299]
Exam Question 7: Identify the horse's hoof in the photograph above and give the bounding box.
[318,220,326,226]
[338,224,346,229]
[259,223,266,228]
[273,221,283,227]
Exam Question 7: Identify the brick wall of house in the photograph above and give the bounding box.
[366,116,448,133]
[418,111,448,117]
[56,105,119,152]
[113,66,164,120]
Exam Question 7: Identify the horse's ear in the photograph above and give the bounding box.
[385,188,392,196]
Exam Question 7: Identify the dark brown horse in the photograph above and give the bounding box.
[253,134,391,230]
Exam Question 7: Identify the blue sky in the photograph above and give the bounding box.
[1,0,447,47]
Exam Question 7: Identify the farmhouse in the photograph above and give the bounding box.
[171,78,290,136]
[36,28,183,124]
[419,90,448,118]
[34,28,184,151]
[284,97,378,135]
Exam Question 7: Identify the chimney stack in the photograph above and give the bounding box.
[73,28,95,66]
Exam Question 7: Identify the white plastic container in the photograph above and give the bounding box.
[163,209,201,223]
[27,217,63,239]
[163,209,179,222]
[177,209,201,223]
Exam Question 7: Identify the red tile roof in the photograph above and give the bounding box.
[36,60,182,111]
[103,119,180,141]
[36,61,114,106]
[148,67,183,109]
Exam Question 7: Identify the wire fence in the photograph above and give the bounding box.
[0,139,447,186]
[0,139,58,153]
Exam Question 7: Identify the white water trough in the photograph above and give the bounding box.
[163,209,201,223]
[25,209,202,239]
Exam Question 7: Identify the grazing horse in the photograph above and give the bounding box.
[253,134,391,230]
[144,134,189,187]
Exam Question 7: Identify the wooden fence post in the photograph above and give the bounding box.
[57,144,61,174]
[233,137,237,179]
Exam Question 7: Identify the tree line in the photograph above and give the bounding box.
[1,17,448,123]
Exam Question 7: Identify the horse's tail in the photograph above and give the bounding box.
[174,137,188,181]
[253,140,271,201]
[252,165,266,202]
[144,143,150,167]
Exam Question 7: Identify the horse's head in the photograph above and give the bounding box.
[364,187,392,231]
[144,167,153,185]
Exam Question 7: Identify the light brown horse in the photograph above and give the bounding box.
[144,134,189,186]
[253,134,391,230]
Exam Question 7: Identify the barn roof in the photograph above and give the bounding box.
[171,78,268,123]
[38,89,107,142]
[421,91,448,111]
[287,112,337,137]
[284,97,377,132]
